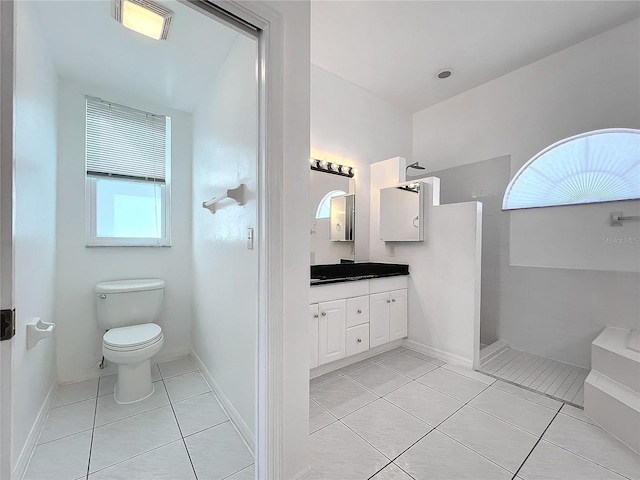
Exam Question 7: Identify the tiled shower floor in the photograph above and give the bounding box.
[477,347,589,407]
[309,347,639,480]
[24,357,254,480]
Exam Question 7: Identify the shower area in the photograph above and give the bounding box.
[409,154,639,407]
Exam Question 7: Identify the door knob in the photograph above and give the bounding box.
[357,338,362,343]
[321,312,326,316]
[357,309,362,314]
[392,299,396,303]
[387,299,391,303]
[313,314,319,318]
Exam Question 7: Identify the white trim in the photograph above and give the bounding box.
[210,2,286,479]
[402,339,473,369]
[0,1,14,478]
[190,349,256,456]
[13,382,56,480]
[310,340,404,379]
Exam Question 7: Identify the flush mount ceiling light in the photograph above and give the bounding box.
[114,0,173,40]
[436,69,454,79]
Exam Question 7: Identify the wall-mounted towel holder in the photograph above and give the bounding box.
[27,317,55,349]
[610,212,640,227]
[202,184,246,214]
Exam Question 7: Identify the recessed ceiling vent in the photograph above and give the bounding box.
[114,0,174,41]
[436,69,453,79]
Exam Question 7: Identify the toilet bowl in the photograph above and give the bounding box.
[96,279,165,404]
[102,323,164,404]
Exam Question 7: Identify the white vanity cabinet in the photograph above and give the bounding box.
[309,304,319,369]
[310,276,408,369]
[316,299,346,366]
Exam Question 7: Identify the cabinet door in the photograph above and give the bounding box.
[369,292,390,348]
[389,289,408,341]
[318,299,346,366]
[346,324,370,357]
[346,295,370,328]
[309,304,319,369]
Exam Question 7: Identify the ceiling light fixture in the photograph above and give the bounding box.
[114,0,174,40]
[436,69,453,79]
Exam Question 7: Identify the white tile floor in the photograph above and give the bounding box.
[310,347,640,480]
[25,357,254,480]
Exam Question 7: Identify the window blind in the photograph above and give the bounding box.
[86,96,167,182]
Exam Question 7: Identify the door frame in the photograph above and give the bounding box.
[0,1,15,478]
[207,2,286,477]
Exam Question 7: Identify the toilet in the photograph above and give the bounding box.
[96,279,165,404]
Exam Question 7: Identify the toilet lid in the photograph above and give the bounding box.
[103,323,162,349]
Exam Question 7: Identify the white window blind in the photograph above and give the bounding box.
[86,96,167,182]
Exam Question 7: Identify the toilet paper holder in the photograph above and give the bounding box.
[27,317,55,349]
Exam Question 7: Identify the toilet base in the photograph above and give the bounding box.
[114,359,154,404]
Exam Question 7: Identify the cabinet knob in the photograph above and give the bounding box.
[357,338,362,343]
[357,309,362,314]
[392,299,396,303]
[313,314,319,318]
[387,299,391,303]
[321,312,326,316]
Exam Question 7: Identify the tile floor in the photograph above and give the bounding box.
[477,347,589,406]
[310,347,640,480]
[25,357,254,480]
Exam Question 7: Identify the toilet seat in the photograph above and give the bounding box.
[103,323,162,352]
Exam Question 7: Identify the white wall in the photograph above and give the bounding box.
[191,35,257,440]
[55,78,193,383]
[311,65,413,261]
[412,19,640,367]
[13,2,58,472]
[420,156,511,346]
[370,159,482,367]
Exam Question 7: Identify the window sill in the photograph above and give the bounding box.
[86,238,171,248]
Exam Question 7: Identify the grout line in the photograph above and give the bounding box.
[162,377,199,480]
[181,420,231,440]
[511,409,561,479]
[86,378,101,479]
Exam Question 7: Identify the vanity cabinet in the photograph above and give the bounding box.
[317,299,346,366]
[370,289,407,347]
[309,305,319,369]
[310,276,408,369]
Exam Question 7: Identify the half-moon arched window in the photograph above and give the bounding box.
[315,190,347,219]
[502,128,640,210]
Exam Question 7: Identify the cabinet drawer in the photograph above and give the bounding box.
[346,295,370,328]
[345,324,370,357]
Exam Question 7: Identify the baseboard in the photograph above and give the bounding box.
[189,349,255,457]
[294,466,312,480]
[14,380,57,480]
[402,339,473,369]
[310,340,404,379]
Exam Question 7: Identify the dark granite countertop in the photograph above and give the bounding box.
[310,262,409,286]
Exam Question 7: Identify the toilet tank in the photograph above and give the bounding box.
[96,279,165,330]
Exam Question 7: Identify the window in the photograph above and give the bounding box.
[315,190,347,219]
[503,128,640,210]
[85,96,171,246]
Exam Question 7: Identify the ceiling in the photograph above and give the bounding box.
[312,1,640,113]
[33,0,240,113]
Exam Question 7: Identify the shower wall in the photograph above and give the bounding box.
[416,156,511,346]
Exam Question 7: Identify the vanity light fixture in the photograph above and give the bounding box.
[310,158,354,178]
[114,0,174,40]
